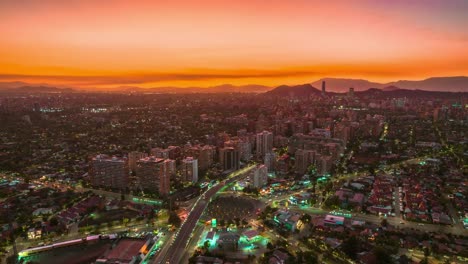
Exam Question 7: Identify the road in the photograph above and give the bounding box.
[153,165,256,264]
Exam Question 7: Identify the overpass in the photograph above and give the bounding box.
[153,164,256,264]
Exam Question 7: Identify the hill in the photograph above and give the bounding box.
[387,76,468,92]
[0,85,76,93]
[263,84,322,97]
[310,76,468,92]
[311,78,384,92]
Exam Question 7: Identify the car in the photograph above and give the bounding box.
[399,221,404,224]
[418,223,424,226]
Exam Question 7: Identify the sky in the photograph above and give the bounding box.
[0,0,467,89]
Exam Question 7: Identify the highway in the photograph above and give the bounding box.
[153,165,256,264]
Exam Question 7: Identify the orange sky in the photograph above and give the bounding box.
[1,0,467,89]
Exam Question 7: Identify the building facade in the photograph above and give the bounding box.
[89,155,129,189]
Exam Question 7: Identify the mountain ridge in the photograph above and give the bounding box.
[310,76,468,92]
[0,76,466,93]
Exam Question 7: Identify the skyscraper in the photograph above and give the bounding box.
[252,164,268,188]
[321,81,326,96]
[348,87,354,98]
[219,147,240,171]
[264,152,277,172]
[136,157,175,195]
[199,145,216,170]
[295,149,316,174]
[256,131,273,158]
[89,155,129,189]
[181,157,198,183]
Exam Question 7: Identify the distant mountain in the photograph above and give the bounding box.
[0,81,32,89]
[111,84,272,93]
[264,83,466,99]
[0,82,72,91]
[357,87,467,98]
[381,85,400,92]
[387,76,468,92]
[0,82,271,93]
[264,84,322,97]
[206,84,271,93]
[16,86,75,93]
[311,76,468,92]
[0,76,466,93]
[311,78,384,92]
[0,85,76,93]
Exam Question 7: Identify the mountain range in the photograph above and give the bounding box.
[264,84,467,99]
[0,76,466,93]
[310,76,468,92]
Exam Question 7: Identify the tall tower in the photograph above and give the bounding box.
[321,81,326,96]
[348,87,354,98]
[219,147,240,171]
[256,131,273,158]
[181,157,198,183]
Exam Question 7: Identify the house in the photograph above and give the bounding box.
[32,207,54,216]
[273,210,302,231]
[217,233,239,250]
[269,250,289,264]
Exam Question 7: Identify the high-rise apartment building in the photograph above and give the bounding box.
[252,164,268,188]
[89,155,129,189]
[263,152,277,172]
[256,131,273,158]
[136,157,175,195]
[295,149,317,174]
[219,147,240,171]
[181,157,198,183]
[199,145,216,170]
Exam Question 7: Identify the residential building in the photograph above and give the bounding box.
[253,164,268,188]
[181,157,198,183]
[89,154,129,189]
[256,130,273,158]
[136,157,175,195]
[219,147,239,171]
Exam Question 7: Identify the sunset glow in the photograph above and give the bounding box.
[1,0,467,89]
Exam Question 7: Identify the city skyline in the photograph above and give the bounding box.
[1,0,468,89]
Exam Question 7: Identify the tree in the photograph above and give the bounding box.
[341,236,360,259]
[303,251,318,264]
[168,211,181,227]
[373,246,393,264]
[267,242,274,250]
[49,217,59,227]
[300,214,311,224]
[323,196,340,210]
[219,219,225,227]
[147,208,156,221]
[380,219,388,227]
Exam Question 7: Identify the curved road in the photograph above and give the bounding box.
[154,165,256,264]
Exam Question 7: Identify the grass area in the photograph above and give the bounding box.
[79,209,139,227]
